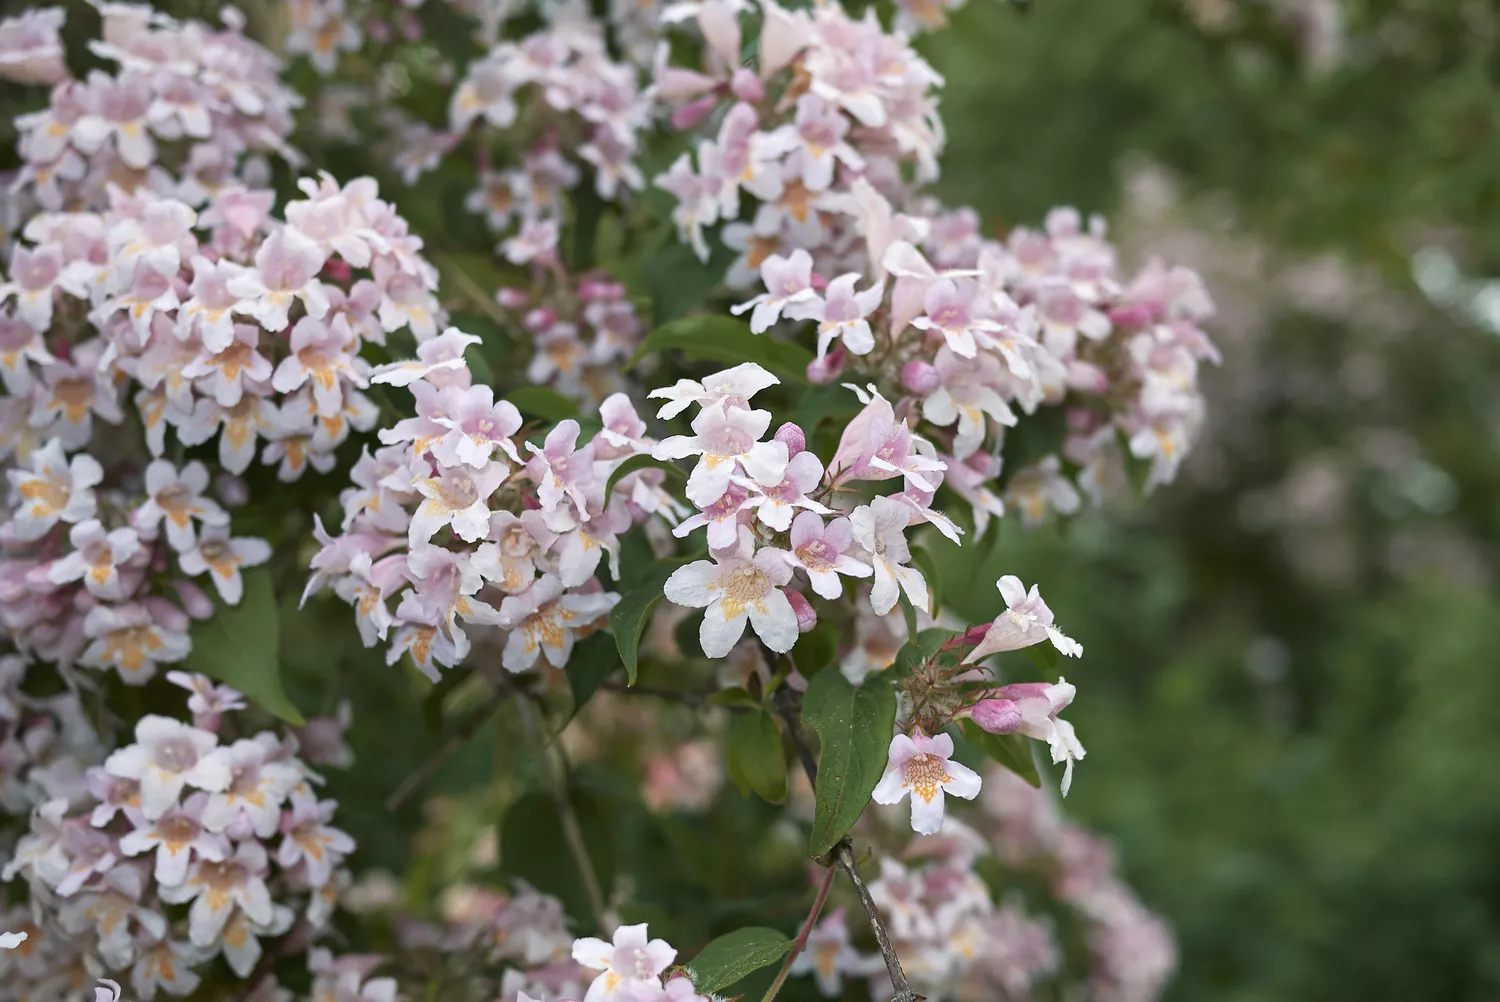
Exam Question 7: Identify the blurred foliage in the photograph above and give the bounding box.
[919,1,1500,998]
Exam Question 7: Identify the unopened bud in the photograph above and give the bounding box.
[901,359,940,395]
[806,344,846,385]
[523,307,556,332]
[322,258,352,283]
[775,422,806,457]
[145,596,191,634]
[672,95,718,132]
[496,287,529,309]
[730,68,765,103]
[1065,360,1110,394]
[970,698,1023,735]
[171,580,217,620]
[213,473,249,508]
[1108,302,1156,329]
[786,590,817,633]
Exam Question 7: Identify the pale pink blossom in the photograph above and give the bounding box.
[971,678,1085,795]
[849,496,927,616]
[664,535,798,657]
[731,249,819,334]
[5,439,102,541]
[176,525,272,604]
[277,792,354,888]
[572,923,676,1002]
[118,792,228,887]
[408,462,509,546]
[47,519,141,600]
[653,403,786,507]
[80,603,192,685]
[962,575,1082,663]
[647,361,779,420]
[783,513,872,601]
[871,731,982,835]
[159,840,275,949]
[228,227,330,332]
[497,574,618,672]
[103,715,232,819]
[135,459,228,552]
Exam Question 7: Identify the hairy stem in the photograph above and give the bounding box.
[774,691,925,1002]
[512,688,611,937]
[761,860,838,1002]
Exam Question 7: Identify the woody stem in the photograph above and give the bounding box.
[760,860,838,1002]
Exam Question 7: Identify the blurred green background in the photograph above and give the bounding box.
[920,0,1500,999]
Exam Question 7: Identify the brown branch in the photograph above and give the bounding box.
[774,691,924,1002]
[760,859,838,1002]
[512,688,610,937]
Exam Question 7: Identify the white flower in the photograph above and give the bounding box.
[176,526,272,605]
[871,731,982,835]
[730,248,819,334]
[572,923,677,1002]
[135,459,229,552]
[103,715,232,820]
[664,533,798,657]
[962,575,1082,663]
[653,402,787,507]
[848,496,928,616]
[6,439,102,540]
[647,361,779,420]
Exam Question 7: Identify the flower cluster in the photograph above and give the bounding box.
[8,3,300,213]
[1,672,355,1002]
[0,172,442,677]
[447,0,651,249]
[491,273,645,407]
[571,922,711,1002]
[307,327,694,678]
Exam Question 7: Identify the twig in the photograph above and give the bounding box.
[512,688,611,937]
[386,687,510,812]
[598,681,710,707]
[760,860,838,1002]
[775,691,925,1002]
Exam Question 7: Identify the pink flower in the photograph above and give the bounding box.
[737,448,831,531]
[135,459,229,552]
[922,346,1018,460]
[971,678,1085,795]
[0,244,63,330]
[783,513,872,601]
[848,496,927,616]
[277,792,355,888]
[0,8,68,86]
[647,361,779,420]
[731,249,819,334]
[179,257,251,353]
[119,792,228,887]
[571,923,676,1002]
[272,315,368,418]
[180,323,272,407]
[72,71,156,168]
[430,384,524,469]
[788,908,878,995]
[526,419,599,521]
[672,482,754,551]
[871,731,982,835]
[961,575,1082,663]
[409,462,510,546]
[228,227,330,332]
[103,715,232,820]
[497,574,618,672]
[654,402,786,507]
[47,519,142,600]
[5,439,101,541]
[664,534,799,657]
[369,327,480,388]
[798,272,884,358]
[79,603,192,685]
[159,839,274,949]
[175,525,272,605]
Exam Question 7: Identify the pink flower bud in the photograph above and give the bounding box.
[730,68,765,103]
[806,344,846,385]
[1108,302,1157,329]
[496,287,529,309]
[400,12,423,40]
[367,18,392,44]
[578,278,611,302]
[171,580,217,620]
[960,622,991,647]
[901,359,940,395]
[1065,360,1110,394]
[213,473,249,508]
[322,258,352,283]
[775,422,806,456]
[809,271,828,292]
[144,596,191,634]
[672,95,719,132]
[970,698,1023,735]
[523,308,556,332]
[786,590,817,633]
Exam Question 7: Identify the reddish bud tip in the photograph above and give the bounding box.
[774,422,807,456]
[787,590,817,633]
[495,287,529,309]
[730,68,765,103]
[901,359,940,395]
[970,698,1023,735]
[806,344,846,385]
[672,95,718,132]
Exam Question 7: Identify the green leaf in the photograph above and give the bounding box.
[610,560,691,684]
[1116,427,1153,499]
[803,671,898,856]
[707,686,761,709]
[1024,642,1062,673]
[625,315,813,383]
[604,454,687,499]
[565,632,618,718]
[899,592,920,640]
[961,719,1042,788]
[891,627,960,679]
[642,230,735,326]
[794,618,840,677]
[508,385,580,423]
[910,544,943,615]
[185,567,303,725]
[685,927,793,994]
[727,709,787,804]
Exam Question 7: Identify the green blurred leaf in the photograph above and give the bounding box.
[708,686,761,708]
[803,670,897,856]
[1024,642,1062,673]
[565,632,618,718]
[642,230,735,325]
[728,709,787,804]
[892,627,960,680]
[610,560,690,684]
[910,544,943,615]
[794,618,840,677]
[685,927,793,994]
[604,454,687,499]
[626,315,813,383]
[508,386,580,423]
[184,567,303,725]
[961,719,1041,788]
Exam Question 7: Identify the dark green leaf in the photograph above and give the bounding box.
[625,315,813,383]
[508,385,580,423]
[910,544,943,615]
[685,927,793,994]
[610,560,691,684]
[498,788,615,923]
[728,709,787,804]
[961,719,1042,788]
[998,406,1067,488]
[604,454,687,499]
[899,592,920,640]
[1024,642,1062,673]
[803,671,898,856]
[1116,427,1153,499]
[185,567,303,725]
[565,632,618,718]
[794,618,840,677]
[642,230,735,326]
[708,686,761,708]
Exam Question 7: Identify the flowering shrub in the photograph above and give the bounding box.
[1,1,1218,1000]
